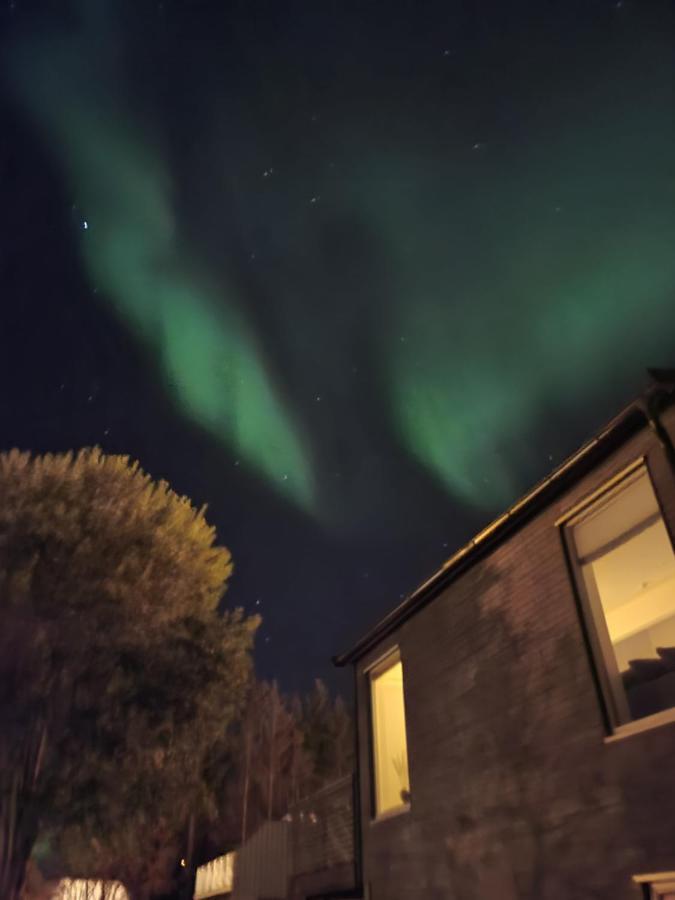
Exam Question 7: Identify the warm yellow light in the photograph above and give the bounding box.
[370,655,410,816]
[570,466,675,725]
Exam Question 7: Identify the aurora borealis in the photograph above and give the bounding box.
[7,4,314,510]
[2,0,675,686]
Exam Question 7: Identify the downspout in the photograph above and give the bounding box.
[350,661,364,896]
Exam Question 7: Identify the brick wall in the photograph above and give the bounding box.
[355,407,675,900]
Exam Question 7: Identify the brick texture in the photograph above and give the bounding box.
[355,407,675,900]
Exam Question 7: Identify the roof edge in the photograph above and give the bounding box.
[334,382,675,668]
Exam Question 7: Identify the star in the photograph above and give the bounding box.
[310,196,319,205]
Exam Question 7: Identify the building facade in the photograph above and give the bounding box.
[336,382,675,900]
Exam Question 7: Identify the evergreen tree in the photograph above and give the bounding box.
[301,680,354,788]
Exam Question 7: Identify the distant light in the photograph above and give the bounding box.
[180,858,186,868]
[82,220,89,230]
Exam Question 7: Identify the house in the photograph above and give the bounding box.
[335,374,675,900]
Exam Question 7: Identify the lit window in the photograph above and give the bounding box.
[369,650,410,817]
[566,465,675,727]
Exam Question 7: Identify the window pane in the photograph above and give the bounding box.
[371,657,410,815]
[571,468,675,724]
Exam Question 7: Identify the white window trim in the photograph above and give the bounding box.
[633,872,675,898]
[555,457,646,528]
[560,458,675,735]
[604,706,675,743]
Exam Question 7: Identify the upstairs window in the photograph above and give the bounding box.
[369,650,410,817]
[566,465,675,728]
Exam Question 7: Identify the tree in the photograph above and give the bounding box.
[0,448,258,900]
[236,682,311,841]
[300,680,354,789]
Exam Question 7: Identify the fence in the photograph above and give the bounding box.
[288,775,354,880]
[193,852,235,899]
[193,775,357,899]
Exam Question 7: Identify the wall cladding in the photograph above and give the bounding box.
[356,408,675,900]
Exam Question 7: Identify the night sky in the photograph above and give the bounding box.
[2,0,674,692]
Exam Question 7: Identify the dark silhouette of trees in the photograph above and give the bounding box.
[301,679,354,786]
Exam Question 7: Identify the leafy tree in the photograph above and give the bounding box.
[202,678,354,859]
[235,681,312,842]
[0,448,258,900]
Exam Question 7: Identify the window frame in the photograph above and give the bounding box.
[559,457,675,735]
[633,872,675,899]
[365,645,411,823]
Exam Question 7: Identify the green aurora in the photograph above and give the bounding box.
[7,2,675,523]
[8,10,315,512]
[354,128,675,506]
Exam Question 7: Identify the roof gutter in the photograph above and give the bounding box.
[334,375,675,668]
